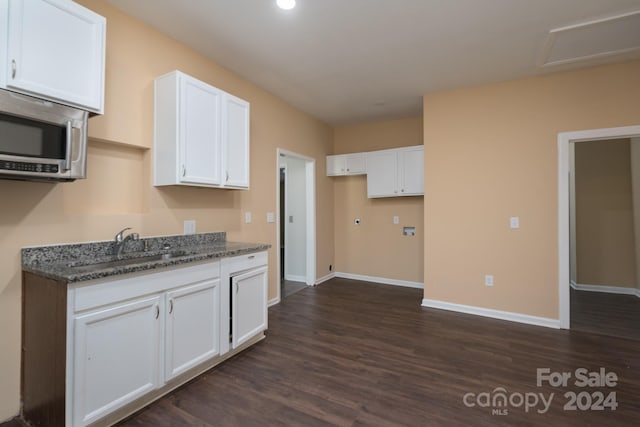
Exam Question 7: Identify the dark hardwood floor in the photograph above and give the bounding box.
[571,288,640,341]
[281,279,307,298]
[4,278,639,426]
[116,278,639,426]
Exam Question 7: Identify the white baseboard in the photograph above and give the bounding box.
[335,272,423,289]
[421,298,560,329]
[268,297,280,307]
[284,274,306,283]
[571,282,640,298]
[315,273,335,285]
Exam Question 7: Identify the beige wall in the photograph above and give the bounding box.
[575,139,636,287]
[333,117,424,283]
[0,0,334,420]
[423,60,640,319]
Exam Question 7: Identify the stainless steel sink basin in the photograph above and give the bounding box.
[67,251,188,273]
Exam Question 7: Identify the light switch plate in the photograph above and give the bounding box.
[393,216,400,225]
[510,216,520,229]
[266,212,275,223]
[245,212,252,224]
[184,220,196,235]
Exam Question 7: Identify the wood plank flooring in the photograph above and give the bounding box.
[281,280,307,298]
[4,278,639,426]
[116,278,639,426]
[571,288,640,341]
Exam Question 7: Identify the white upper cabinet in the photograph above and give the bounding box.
[154,71,250,189]
[365,150,397,197]
[180,75,223,185]
[326,153,366,176]
[222,93,250,188]
[2,0,106,113]
[398,147,424,195]
[366,146,424,198]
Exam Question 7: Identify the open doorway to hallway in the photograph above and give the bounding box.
[559,125,640,330]
[277,149,316,302]
[569,137,640,340]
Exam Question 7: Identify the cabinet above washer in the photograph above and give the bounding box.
[326,153,366,176]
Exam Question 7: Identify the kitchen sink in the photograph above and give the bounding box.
[66,251,188,273]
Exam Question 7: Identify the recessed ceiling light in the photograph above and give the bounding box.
[277,0,296,10]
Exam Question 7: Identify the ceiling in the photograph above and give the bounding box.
[107,0,640,126]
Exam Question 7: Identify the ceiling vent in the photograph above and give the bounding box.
[539,10,640,68]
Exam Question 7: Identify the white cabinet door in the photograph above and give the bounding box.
[180,76,222,185]
[73,295,162,426]
[345,154,366,175]
[366,151,397,197]
[398,147,424,195]
[165,279,220,381]
[327,154,366,176]
[6,0,105,113]
[326,155,346,176]
[222,93,250,188]
[232,266,268,349]
[154,71,251,189]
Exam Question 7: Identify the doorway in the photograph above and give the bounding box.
[277,149,316,303]
[568,137,640,340]
[558,125,640,330]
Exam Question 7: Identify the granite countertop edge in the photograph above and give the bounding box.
[22,233,271,284]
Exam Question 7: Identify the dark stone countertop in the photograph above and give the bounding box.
[22,232,270,283]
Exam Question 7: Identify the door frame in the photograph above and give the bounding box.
[557,124,640,329]
[276,148,317,304]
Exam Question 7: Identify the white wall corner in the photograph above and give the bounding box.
[421,298,560,329]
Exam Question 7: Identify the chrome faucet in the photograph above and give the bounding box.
[114,227,139,258]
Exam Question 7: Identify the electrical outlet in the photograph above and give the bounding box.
[393,216,400,224]
[266,212,275,223]
[183,220,196,235]
[485,275,494,287]
[245,212,252,224]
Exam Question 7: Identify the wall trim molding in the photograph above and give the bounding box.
[571,282,640,298]
[315,273,335,285]
[421,298,560,329]
[335,272,423,289]
[267,297,280,307]
[284,274,307,283]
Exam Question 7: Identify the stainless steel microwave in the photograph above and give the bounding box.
[0,89,88,182]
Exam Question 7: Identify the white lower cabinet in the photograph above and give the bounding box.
[73,295,162,426]
[70,261,223,426]
[60,253,268,426]
[165,279,220,380]
[232,266,268,348]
